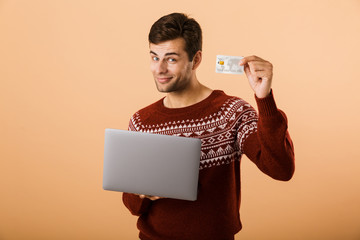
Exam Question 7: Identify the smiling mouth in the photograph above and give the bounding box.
[157,77,173,83]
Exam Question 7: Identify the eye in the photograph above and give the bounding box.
[152,56,159,61]
[167,58,176,63]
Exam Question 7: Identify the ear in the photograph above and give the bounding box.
[191,51,202,70]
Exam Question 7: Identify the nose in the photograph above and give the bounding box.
[155,60,168,74]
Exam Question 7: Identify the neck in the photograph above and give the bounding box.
[163,77,213,108]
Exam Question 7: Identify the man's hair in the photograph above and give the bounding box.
[148,13,202,61]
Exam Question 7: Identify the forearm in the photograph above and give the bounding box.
[244,90,295,181]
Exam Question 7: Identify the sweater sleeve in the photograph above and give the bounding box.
[122,193,153,216]
[243,90,295,181]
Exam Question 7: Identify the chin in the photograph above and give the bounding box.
[155,82,175,93]
[154,78,188,93]
[156,87,176,93]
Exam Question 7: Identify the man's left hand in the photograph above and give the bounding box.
[240,55,273,98]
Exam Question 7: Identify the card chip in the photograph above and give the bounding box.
[219,61,224,65]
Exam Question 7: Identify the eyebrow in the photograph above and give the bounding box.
[150,51,180,56]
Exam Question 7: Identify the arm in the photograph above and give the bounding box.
[239,56,295,180]
[243,91,295,181]
[122,193,153,216]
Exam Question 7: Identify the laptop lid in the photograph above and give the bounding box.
[103,129,201,201]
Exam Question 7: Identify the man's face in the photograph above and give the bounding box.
[149,38,194,93]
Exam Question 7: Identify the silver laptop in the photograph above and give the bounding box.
[103,129,201,201]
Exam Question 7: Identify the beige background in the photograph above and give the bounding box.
[1,0,360,239]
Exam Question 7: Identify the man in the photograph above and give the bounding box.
[123,13,295,240]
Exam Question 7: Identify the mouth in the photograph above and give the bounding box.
[156,76,173,84]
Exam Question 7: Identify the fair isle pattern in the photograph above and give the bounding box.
[129,97,258,170]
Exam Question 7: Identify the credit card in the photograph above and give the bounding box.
[216,55,244,74]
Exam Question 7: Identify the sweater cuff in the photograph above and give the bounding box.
[255,89,278,116]
[123,193,153,216]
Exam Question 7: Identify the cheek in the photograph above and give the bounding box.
[172,64,186,75]
[180,63,192,76]
[167,65,175,73]
[150,63,156,73]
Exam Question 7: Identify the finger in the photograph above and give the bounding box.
[139,195,146,199]
[248,61,272,73]
[244,64,251,76]
[239,55,265,66]
[245,64,272,81]
[149,196,161,201]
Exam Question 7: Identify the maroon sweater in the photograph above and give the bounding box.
[123,90,295,240]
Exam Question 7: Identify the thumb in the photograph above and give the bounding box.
[243,64,251,78]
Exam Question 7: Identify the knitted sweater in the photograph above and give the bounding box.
[122,90,295,240]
